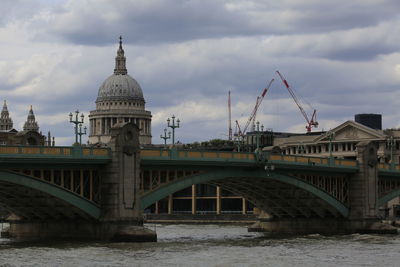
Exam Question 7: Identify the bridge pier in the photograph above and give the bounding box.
[249,218,396,235]
[96,122,156,242]
[6,220,155,242]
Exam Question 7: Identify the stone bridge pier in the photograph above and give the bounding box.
[7,123,156,242]
[253,141,396,235]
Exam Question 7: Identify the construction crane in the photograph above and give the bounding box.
[276,70,318,133]
[228,91,232,141]
[238,79,274,137]
[235,120,243,137]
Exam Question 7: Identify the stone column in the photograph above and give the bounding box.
[168,195,173,215]
[191,185,196,215]
[242,198,247,215]
[216,186,221,215]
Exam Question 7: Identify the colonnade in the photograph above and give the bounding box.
[90,117,151,136]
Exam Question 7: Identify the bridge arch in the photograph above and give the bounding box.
[0,170,100,219]
[378,190,400,207]
[140,169,349,218]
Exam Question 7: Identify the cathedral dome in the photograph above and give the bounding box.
[97,74,144,102]
[96,36,144,103]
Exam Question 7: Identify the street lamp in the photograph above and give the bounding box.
[167,115,180,145]
[387,136,396,170]
[78,124,87,145]
[234,134,243,152]
[160,128,171,147]
[69,110,84,145]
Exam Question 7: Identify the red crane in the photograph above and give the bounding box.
[235,120,243,137]
[276,70,318,133]
[239,79,274,136]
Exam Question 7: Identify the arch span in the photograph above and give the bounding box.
[140,169,349,217]
[0,170,100,219]
[378,190,400,207]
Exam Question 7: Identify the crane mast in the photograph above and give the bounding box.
[228,91,232,141]
[276,70,318,133]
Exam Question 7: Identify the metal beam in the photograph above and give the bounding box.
[140,169,349,217]
[0,171,100,219]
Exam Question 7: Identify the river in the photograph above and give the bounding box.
[0,223,399,266]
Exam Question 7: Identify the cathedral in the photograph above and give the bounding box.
[0,102,50,146]
[88,37,152,145]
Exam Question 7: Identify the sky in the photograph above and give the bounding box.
[1,0,400,145]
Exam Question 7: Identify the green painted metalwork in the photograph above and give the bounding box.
[141,149,359,174]
[0,170,100,219]
[140,169,349,217]
[378,190,400,207]
[0,145,111,167]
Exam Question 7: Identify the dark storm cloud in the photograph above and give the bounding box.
[2,0,400,143]
[34,0,400,46]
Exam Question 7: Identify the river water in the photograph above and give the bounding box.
[0,223,399,266]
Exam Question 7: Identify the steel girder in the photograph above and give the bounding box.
[140,169,349,218]
[0,171,100,220]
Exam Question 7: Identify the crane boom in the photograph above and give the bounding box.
[276,70,318,133]
[241,79,274,135]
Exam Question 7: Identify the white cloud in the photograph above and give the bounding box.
[0,0,400,145]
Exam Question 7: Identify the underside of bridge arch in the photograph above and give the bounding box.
[140,169,349,218]
[0,171,100,220]
[378,190,400,208]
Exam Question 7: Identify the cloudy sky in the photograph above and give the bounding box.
[1,0,400,145]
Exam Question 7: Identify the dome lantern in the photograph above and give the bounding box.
[96,36,144,103]
[114,36,128,75]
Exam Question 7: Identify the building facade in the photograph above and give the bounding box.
[88,37,152,145]
[0,102,48,146]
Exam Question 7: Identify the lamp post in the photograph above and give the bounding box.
[387,136,396,170]
[160,128,171,147]
[78,124,87,145]
[167,115,180,145]
[69,110,84,145]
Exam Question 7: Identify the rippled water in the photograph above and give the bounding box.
[0,223,400,266]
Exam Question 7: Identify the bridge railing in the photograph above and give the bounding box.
[378,163,400,172]
[267,154,358,168]
[141,148,255,162]
[0,145,111,159]
[141,148,359,169]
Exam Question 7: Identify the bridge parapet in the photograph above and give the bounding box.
[0,145,111,165]
[141,148,359,172]
[141,149,255,162]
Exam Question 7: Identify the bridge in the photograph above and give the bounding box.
[139,145,400,234]
[1,124,400,240]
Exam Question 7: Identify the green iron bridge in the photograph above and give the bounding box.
[1,142,400,236]
[140,148,400,220]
